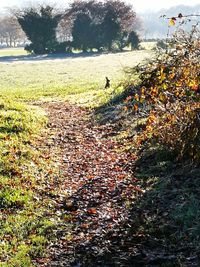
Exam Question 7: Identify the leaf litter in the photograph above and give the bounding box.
[34,101,191,267]
[34,101,147,267]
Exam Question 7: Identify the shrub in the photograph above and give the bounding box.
[128,31,140,50]
[53,41,67,53]
[156,39,167,50]
[124,20,200,163]
[17,5,61,54]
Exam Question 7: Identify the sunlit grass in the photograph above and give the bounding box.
[140,41,156,50]
[0,98,56,266]
[0,50,153,103]
[0,48,28,57]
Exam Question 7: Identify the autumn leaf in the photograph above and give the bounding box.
[133,104,139,112]
[125,96,132,102]
[159,92,167,102]
[146,125,153,132]
[87,208,97,215]
[132,186,144,193]
[150,87,158,96]
[140,86,146,94]
[169,17,176,26]
[191,85,199,91]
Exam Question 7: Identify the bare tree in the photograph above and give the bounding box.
[0,15,26,47]
[56,17,73,42]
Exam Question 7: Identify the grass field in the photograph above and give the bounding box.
[0,48,28,57]
[0,48,153,266]
[0,49,153,104]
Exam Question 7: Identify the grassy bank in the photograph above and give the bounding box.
[0,98,57,266]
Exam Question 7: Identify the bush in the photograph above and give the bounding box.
[128,31,140,50]
[174,106,200,162]
[124,21,200,163]
[24,43,34,54]
[156,39,167,50]
[17,5,61,54]
[53,41,67,53]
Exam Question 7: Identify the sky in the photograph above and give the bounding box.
[0,0,199,13]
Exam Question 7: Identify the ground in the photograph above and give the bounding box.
[0,48,199,266]
[0,49,152,102]
[0,48,152,266]
[38,102,137,266]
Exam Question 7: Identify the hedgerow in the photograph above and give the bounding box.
[124,16,200,163]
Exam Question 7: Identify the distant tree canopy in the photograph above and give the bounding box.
[17,5,61,54]
[67,0,139,52]
[15,0,140,54]
[0,15,26,47]
[72,13,93,52]
[128,31,140,50]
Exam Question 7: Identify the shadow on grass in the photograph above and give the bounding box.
[48,143,200,267]
[42,96,200,266]
[0,50,132,63]
[96,86,136,111]
[60,65,200,266]
[59,148,200,267]
[93,85,138,128]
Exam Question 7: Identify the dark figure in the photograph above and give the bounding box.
[105,77,110,89]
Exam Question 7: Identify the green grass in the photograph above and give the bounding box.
[140,41,157,50]
[0,48,28,57]
[0,49,152,104]
[0,98,58,266]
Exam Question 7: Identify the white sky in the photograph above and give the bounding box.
[0,0,199,13]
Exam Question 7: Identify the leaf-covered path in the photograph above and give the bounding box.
[39,101,144,267]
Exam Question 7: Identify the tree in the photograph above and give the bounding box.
[128,31,140,50]
[65,0,106,51]
[124,15,200,162]
[0,15,26,47]
[103,0,136,32]
[64,0,138,51]
[101,9,120,50]
[72,13,93,52]
[57,18,73,43]
[17,5,61,54]
[116,31,129,51]
[66,0,105,24]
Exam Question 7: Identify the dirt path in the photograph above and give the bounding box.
[38,101,144,267]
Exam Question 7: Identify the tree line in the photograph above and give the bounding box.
[13,0,140,54]
[0,15,26,47]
